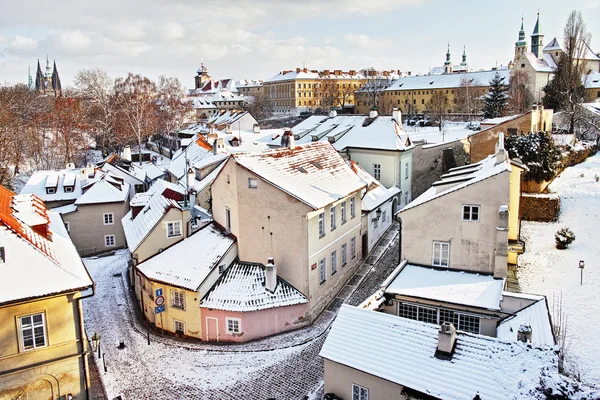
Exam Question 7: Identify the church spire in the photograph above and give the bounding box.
[35,59,45,94]
[518,16,526,41]
[461,45,467,66]
[51,60,62,97]
[444,43,453,74]
[531,12,544,59]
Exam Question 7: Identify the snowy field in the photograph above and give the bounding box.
[519,152,600,384]
[404,121,474,144]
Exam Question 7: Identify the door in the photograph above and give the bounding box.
[206,317,219,342]
[362,233,368,260]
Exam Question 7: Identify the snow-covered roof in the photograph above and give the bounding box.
[168,137,212,180]
[75,175,129,205]
[384,264,504,310]
[231,142,366,210]
[520,52,557,72]
[497,292,555,345]
[348,161,401,211]
[265,69,367,83]
[386,69,510,92]
[214,129,284,154]
[205,110,256,132]
[122,179,185,253]
[52,203,77,215]
[190,161,226,193]
[200,261,307,312]
[401,152,510,212]
[544,37,600,61]
[291,115,412,152]
[20,167,102,203]
[236,79,263,88]
[320,305,559,400]
[136,224,234,291]
[481,114,521,125]
[0,186,93,304]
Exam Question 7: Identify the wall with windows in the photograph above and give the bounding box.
[133,207,191,264]
[324,359,410,400]
[0,294,88,399]
[399,171,510,275]
[365,197,395,253]
[63,199,130,256]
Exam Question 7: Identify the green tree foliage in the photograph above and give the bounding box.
[482,72,508,119]
[504,131,562,183]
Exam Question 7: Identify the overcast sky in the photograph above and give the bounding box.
[0,0,598,90]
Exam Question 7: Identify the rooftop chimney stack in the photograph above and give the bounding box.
[86,163,95,178]
[329,109,337,118]
[369,109,378,119]
[517,323,533,343]
[280,128,296,150]
[392,108,402,124]
[494,205,509,278]
[265,257,277,292]
[495,132,507,164]
[436,322,457,357]
[253,124,261,134]
[123,145,132,161]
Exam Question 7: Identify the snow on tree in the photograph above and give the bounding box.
[504,131,562,183]
[482,72,508,119]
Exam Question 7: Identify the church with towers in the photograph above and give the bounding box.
[30,56,62,97]
[430,43,470,75]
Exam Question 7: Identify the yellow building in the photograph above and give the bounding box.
[264,68,400,116]
[0,186,94,399]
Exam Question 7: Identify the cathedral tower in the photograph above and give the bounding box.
[444,43,453,74]
[514,17,528,61]
[531,13,544,59]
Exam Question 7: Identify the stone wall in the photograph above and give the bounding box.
[521,193,560,222]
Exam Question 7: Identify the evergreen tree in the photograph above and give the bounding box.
[482,72,508,119]
[504,131,562,183]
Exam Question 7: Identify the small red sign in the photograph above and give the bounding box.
[311,263,317,271]
[155,295,165,306]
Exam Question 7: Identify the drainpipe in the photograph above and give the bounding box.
[76,284,95,400]
[395,214,403,264]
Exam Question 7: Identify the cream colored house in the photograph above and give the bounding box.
[0,186,94,399]
[211,140,367,320]
[320,305,559,400]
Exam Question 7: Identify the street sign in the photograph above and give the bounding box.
[155,305,165,314]
[155,295,165,306]
[155,288,163,297]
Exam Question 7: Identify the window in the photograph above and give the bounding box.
[318,213,325,237]
[227,174,230,184]
[64,221,70,232]
[352,384,369,400]
[104,235,115,247]
[405,163,409,179]
[521,63,526,68]
[225,207,231,232]
[350,197,356,219]
[331,250,337,276]
[432,241,450,267]
[319,258,326,285]
[226,318,241,334]
[174,320,185,334]
[248,178,257,189]
[459,314,480,334]
[462,205,480,222]
[404,191,409,205]
[20,313,47,351]
[64,186,74,193]
[167,221,182,238]
[341,243,347,267]
[421,99,425,104]
[350,237,356,259]
[46,187,56,194]
[0,246,4,263]
[373,215,378,229]
[382,210,387,224]
[103,213,114,225]
[171,291,185,310]
[341,201,347,224]
[330,206,336,231]
[373,163,381,180]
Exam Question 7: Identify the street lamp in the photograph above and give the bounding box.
[579,260,585,285]
[91,332,101,358]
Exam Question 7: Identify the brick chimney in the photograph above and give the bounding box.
[323,69,330,76]
[296,67,301,73]
[280,128,295,149]
[265,257,277,292]
[349,70,356,76]
[517,323,533,343]
[435,322,457,358]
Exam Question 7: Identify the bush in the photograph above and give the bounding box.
[505,131,562,183]
[555,228,576,249]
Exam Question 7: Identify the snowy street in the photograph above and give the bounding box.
[519,152,600,384]
[82,225,399,399]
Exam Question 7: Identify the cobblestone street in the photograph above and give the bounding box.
[83,223,399,399]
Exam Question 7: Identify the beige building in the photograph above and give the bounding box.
[211,140,367,319]
[0,186,94,399]
[320,305,559,400]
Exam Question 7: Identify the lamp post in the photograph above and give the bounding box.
[579,260,585,285]
[91,332,100,358]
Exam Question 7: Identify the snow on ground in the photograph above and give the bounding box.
[404,121,474,144]
[518,152,600,385]
[82,250,305,398]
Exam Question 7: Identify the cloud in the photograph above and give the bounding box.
[109,21,146,41]
[51,30,92,52]
[344,33,392,50]
[7,35,38,54]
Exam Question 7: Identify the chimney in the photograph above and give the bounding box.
[280,128,296,149]
[495,132,507,164]
[79,169,87,187]
[226,124,232,134]
[66,162,75,170]
[369,109,378,119]
[265,257,277,292]
[86,163,95,178]
[392,108,402,124]
[209,125,215,135]
[296,67,301,73]
[436,322,457,358]
[329,109,337,118]
[253,123,260,134]
[408,71,412,76]
[187,167,195,190]
[494,205,509,278]
[334,69,341,76]
[517,323,533,343]
[349,70,356,76]
[323,69,330,76]
[303,67,308,73]
[123,145,132,161]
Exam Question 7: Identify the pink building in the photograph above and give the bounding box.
[200,259,309,342]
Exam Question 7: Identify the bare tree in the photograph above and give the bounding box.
[455,77,485,116]
[507,69,534,115]
[113,73,158,165]
[243,91,273,122]
[358,68,392,112]
[317,74,339,111]
[155,76,192,152]
[339,81,357,112]
[427,90,449,131]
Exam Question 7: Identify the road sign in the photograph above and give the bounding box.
[155,305,165,314]
[155,295,165,306]
[155,288,163,297]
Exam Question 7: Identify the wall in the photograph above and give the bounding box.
[366,197,395,252]
[520,193,560,222]
[200,303,309,342]
[410,140,469,200]
[399,171,510,275]
[133,207,191,264]
[324,359,410,400]
[0,294,87,399]
[64,200,129,256]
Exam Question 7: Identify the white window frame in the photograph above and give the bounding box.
[103,212,114,225]
[166,221,182,238]
[341,243,347,267]
[46,187,56,194]
[318,212,325,237]
[373,163,381,181]
[350,237,356,259]
[248,177,258,189]
[19,313,47,351]
[226,317,241,334]
[64,186,74,193]
[350,197,356,219]
[330,206,336,231]
[318,258,326,285]
[104,234,116,247]
[352,383,369,400]
[462,204,480,222]
[432,241,450,267]
[341,201,347,224]
[174,320,185,334]
[171,290,185,310]
[331,250,337,276]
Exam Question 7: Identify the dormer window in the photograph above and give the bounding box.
[64,186,74,193]
[46,187,56,194]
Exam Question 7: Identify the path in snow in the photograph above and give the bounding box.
[518,152,600,384]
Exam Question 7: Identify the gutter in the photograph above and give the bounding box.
[76,285,95,400]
